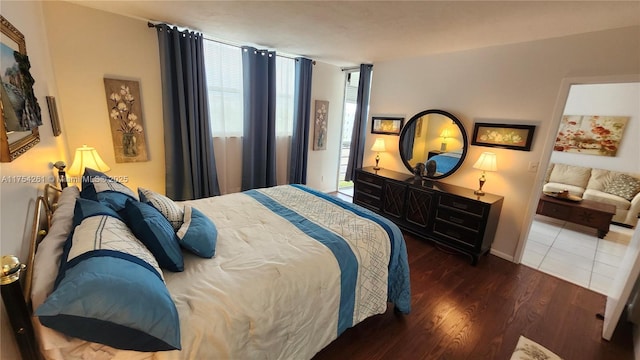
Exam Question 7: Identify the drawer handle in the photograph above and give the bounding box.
[449,217,464,224]
[363,188,372,194]
[446,230,461,239]
[452,201,468,210]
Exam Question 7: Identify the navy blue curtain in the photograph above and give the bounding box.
[241,47,277,191]
[289,58,313,184]
[155,24,220,200]
[345,64,373,181]
[401,120,416,161]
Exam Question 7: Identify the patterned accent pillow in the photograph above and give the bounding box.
[604,174,640,201]
[80,168,137,211]
[139,187,184,231]
[36,199,181,351]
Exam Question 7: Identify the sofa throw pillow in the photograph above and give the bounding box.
[604,174,640,201]
[80,168,137,211]
[121,199,184,272]
[176,206,217,258]
[139,187,184,231]
[36,199,181,351]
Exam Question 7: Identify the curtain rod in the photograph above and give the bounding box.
[148,21,315,64]
[341,66,359,72]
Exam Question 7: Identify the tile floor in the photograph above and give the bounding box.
[522,214,634,296]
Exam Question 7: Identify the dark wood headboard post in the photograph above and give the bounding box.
[1,256,42,360]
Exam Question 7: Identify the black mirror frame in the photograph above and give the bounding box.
[398,109,468,180]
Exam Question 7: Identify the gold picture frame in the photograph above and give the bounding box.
[0,15,41,162]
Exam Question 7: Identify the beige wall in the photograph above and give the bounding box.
[0,1,69,356]
[307,61,346,192]
[42,0,165,194]
[367,25,640,260]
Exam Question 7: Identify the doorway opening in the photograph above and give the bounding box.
[518,80,640,297]
[337,70,360,196]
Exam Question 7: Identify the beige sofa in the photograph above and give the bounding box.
[543,163,640,227]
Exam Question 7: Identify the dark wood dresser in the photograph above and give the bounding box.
[354,167,504,265]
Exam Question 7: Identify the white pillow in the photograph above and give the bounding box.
[31,186,80,311]
[138,187,184,231]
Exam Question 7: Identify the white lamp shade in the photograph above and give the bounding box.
[370,138,386,152]
[473,152,497,172]
[440,129,452,138]
[67,145,110,176]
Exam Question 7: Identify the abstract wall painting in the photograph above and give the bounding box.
[554,115,629,157]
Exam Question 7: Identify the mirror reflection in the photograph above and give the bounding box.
[399,109,467,179]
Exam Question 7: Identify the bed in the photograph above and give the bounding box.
[427,150,462,175]
[26,170,411,359]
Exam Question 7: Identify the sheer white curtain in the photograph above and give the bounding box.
[204,40,295,194]
[275,56,295,185]
[204,41,243,194]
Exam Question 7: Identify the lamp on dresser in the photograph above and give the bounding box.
[472,151,497,195]
[370,138,386,170]
[439,129,451,152]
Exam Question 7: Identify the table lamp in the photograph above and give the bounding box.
[472,152,497,195]
[440,129,451,152]
[67,145,111,179]
[371,138,386,170]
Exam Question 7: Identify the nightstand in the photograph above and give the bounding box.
[427,150,443,159]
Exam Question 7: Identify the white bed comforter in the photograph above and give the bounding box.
[36,185,407,359]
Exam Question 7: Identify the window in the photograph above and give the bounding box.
[203,40,295,138]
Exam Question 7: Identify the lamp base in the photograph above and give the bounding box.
[474,190,485,196]
[373,166,381,170]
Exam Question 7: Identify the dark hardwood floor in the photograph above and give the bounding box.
[315,191,634,360]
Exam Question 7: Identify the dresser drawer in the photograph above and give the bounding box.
[355,171,384,187]
[439,194,485,217]
[435,207,482,231]
[354,192,381,211]
[537,201,570,219]
[356,181,382,197]
[433,220,478,248]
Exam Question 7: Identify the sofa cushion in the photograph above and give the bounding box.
[603,174,640,201]
[548,163,591,189]
[543,183,585,197]
[586,168,618,192]
[583,189,631,210]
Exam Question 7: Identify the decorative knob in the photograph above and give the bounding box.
[1,255,25,285]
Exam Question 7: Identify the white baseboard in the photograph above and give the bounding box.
[490,248,514,262]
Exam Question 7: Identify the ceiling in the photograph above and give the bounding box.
[69,1,640,67]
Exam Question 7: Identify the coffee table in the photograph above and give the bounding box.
[536,193,616,238]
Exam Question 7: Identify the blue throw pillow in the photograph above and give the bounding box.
[36,199,181,351]
[176,206,217,258]
[121,199,184,272]
[80,168,137,211]
[139,187,184,231]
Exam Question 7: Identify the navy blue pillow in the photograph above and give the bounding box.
[80,168,137,211]
[36,198,181,351]
[176,206,217,258]
[121,199,184,272]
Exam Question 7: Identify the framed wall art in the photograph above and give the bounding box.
[313,100,329,151]
[104,78,149,162]
[0,15,41,162]
[371,116,404,136]
[46,96,61,136]
[471,122,535,151]
[553,115,629,157]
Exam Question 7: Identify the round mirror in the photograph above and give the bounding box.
[399,109,468,179]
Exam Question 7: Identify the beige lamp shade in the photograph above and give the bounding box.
[370,138,386,152]
[473,152,497,172]
[67,145,111,177]
[440,129,452,139]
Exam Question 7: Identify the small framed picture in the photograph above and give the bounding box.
[471,123,536,151]
[46,96,62,136]
[371,116,404,136]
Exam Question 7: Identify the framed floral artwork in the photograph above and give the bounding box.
[371,116,404,135]
[104,78,149,162]
[471,123,535,151]
[313,100,329,151]
[553,115,629,157]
